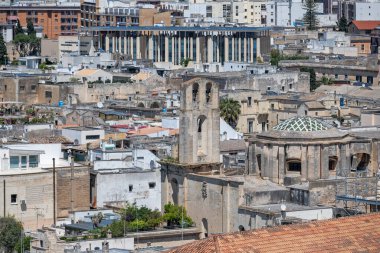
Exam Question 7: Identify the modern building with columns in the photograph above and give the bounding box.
[86,26,270,66]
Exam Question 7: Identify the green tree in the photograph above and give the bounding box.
[15,236,32,253]
[13,33,41,57]
[337,16,348,32]
[14,20,24,35]
[162,203,193,227]
[220,98,241,129]
[0,34,7,65]
[300,67,318,91]
[0,217,23,253]
[270,49,281,66]
[26,19,35,35]
[320,76,334,85]
[303,0,319,30]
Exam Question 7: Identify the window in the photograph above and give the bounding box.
[11,194,17,204]
[4,85,6,91]
[29,155,38,168]
[271,104,274,109]
[45,91,52,98]
[335,74,338,79]
[248,96,252,106]
[86,135,100,140]
[31,85,36,91]
[267,86,271,91]
[149,182,156,189]
[21,156,27,169]
[248,120,253,133]
[129,185,133,192]
[19,85,25,91]
[361,44,365,51]
[288,161,301,172]
[10,156,19,169]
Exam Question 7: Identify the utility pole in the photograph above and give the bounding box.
[70,155,74,214]
[53,158,56,225]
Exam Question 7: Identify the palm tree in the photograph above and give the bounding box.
[220,98,241,129]
[320,76,334,85]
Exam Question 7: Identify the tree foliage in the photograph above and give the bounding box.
[337,16,348,32]
[320,76,334,85]
[15,236,32,253]
[162,203,193,227]
[26,19,35,35]
[14,20,24,35]
[0,217,23,253]
[270,49,308,66]
[220,98,241,129]
[303,0,319,30]
[0,34,7,65]
[13,33,40,57]
[300,67,318,91]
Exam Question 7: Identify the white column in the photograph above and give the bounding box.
[172,36,175,64]
[124,37,127,55]
[238,37,242,62]
[136,36,140,59]
[118,37,122,53]
[129,37,133,59]
[183,37,187,59]
[165,36,169,63]
[224,36,229,63]
[112,36,116,53]
[177,36,181,63]
[216,36,220,63]
[196,37,200,63]
[207,36,213,63]
[190,37,194,60]
[256,37,261,60]
[231,38,235,61]
[148,35,153,60]
[105,35,110,52]
[243,36,247,62]
[250,37,254,63]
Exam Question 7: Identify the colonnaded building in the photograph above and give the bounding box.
[85,26,270,66]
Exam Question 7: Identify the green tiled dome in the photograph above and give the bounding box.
[273,116,332,132]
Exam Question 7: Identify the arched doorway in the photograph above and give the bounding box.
[170,178,179,205]
[351,153,371,171]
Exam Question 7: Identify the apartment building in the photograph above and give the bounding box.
[0,4,81,39]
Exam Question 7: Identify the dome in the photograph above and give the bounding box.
[272,116,332,132]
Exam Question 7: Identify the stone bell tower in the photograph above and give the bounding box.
[179,78,220,164]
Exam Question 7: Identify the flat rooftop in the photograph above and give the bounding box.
[84,26,270,33]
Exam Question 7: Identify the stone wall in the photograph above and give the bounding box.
[56,166,90,218]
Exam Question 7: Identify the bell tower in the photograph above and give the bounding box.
[179,78,220,164]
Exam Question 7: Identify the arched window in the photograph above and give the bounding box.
[197,115,206,133]
[206,82,212,103]
[192,83,199,102]
[150,101,160,108]
[137,102,145,108]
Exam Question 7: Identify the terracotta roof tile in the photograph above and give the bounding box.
[351,20,380,30]
[166,213,380,253]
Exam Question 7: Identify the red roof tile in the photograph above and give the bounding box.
[166,213,380,253]
[351,20,380,30]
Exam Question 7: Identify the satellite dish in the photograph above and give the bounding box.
[280,204,287,211]
[97,102,104,108]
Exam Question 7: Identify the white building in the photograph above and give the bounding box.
[274,0,323,27]
[354,2,380,21]
[62,127,105,145]
[92,168,162,211]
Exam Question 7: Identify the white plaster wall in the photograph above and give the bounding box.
[62,128,105,145]
[287,208,333,220]
[24,124,54,133]
[67,238,134,251]
[5,143,62,168]
[354,2,380,20]
[96,170,161,211]
[162,117,180,129]
[133,149,160,170]
[93,160,133,171]
[220,119,243,140]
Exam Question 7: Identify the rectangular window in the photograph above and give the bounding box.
[21,156,27,169]
[248,97,252,106]
[31,85,36,91]
[45,91,52,98]
[248,121,253,133]
[11,194,17,204]
[149,182,156,189]
[29,155,38,168]
[10,156,19,169]
[86,135,100,140]
[19,85,25,91]
[129,185,133,192]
